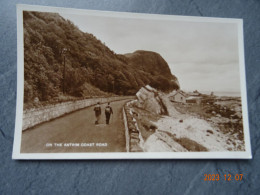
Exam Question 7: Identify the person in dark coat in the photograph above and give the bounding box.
[105,102,113,125]
[93,102,101,124]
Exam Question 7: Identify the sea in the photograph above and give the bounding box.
[201,91,241,97]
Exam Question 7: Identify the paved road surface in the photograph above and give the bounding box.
[21,99,130,153]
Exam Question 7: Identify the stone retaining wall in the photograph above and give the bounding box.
[23,96,134,131]
[122,107,130,152]
[123,101,144,152]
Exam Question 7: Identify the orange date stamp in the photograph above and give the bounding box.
[204,174,243,181]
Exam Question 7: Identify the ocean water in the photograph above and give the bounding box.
[201,91,241,97]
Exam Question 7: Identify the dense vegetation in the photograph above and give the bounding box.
[23,11,179,106]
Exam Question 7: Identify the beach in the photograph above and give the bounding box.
[127,87,245,152]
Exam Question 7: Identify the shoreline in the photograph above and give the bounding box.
[128,87,245,152]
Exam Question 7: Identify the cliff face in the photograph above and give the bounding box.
[125,50,179,92]
[125,50,175,79]
[23,11,179,105]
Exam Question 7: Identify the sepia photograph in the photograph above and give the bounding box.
[13,5,251,159]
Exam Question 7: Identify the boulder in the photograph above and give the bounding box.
[136,85,168,115]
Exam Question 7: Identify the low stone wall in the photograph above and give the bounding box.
[23,96,134,131]
[123,101,144,152]
[122,107,130,152]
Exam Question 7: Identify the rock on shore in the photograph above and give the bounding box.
[128,85,245,152]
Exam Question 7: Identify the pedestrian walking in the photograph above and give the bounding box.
[105,102,113,125]
[94,102,101,124]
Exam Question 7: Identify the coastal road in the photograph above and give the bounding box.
[21,99,131,153]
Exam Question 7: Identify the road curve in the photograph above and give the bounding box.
[21,99,131,153]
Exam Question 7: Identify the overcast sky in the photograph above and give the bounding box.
[59,12,241,93]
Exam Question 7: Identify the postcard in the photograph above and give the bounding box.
[13,4,252,159]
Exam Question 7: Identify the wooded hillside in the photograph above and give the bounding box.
[23,11,179,106]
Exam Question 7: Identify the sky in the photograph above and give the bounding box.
[59,12,241,93]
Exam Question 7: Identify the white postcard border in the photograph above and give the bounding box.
[13,4,252,160]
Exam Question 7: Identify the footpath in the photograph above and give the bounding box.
[21,99,130,153]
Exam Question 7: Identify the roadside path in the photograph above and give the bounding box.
[21,99,130,153]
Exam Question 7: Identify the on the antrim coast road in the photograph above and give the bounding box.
[21,100,129,153]
[13,5,251,159]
